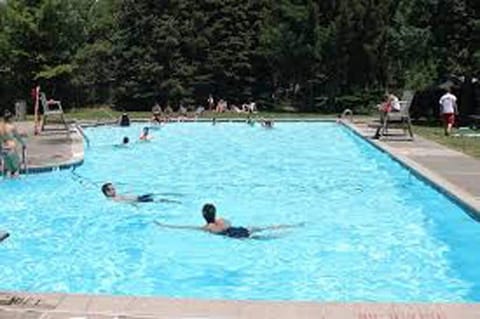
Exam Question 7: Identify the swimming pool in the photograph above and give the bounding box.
[0,122,479,301]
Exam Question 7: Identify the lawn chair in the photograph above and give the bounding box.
[377,91,415,140]
[39,92,69,133]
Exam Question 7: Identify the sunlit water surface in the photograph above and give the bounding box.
[0,122,479,301]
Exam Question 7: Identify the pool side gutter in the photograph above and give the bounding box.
[342,120,480,220]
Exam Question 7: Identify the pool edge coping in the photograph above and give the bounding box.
[22,129,85,175]
[1,291,480,319]
[341,120,480,220]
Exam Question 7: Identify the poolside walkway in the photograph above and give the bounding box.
[1,292,480,319]
[348,120,480,214]
[15,122,83,171]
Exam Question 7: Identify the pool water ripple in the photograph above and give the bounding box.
[0,122,479,301]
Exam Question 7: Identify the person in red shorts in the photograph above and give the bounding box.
[439,88,458,136]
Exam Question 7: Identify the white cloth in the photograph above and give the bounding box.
[390,95,400,111]
[439,93,457,114]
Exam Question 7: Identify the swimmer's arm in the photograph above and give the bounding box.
[154,221,203,231]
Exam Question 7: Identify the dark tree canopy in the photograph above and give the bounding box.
[0,0,479,113]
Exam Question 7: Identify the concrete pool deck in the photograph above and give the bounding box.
[347,120,480,215]
[14,122,84,172]
[1,292,480,319]
[2,119,480,318]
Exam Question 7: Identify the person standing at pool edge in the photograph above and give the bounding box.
[155,203,303,238]
[119,113,130,127]
[439,88,458,136]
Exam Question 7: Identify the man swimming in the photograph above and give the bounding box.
[155,203,303,239]
[114,136,130,148]
[261,119,274,128]
[101,183,179,203]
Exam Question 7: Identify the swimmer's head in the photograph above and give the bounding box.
[143,127,149,134]
[122,137,129,144]
[202,203,216,223]
[101,182,116,197]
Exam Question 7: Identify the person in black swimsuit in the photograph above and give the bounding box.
[154,203,303,239]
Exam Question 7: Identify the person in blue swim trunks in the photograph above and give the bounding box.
[155,203,303,239]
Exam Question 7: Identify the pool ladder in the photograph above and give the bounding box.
[341,109,353,122]
[74,123,91,149]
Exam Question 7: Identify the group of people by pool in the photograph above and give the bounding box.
[119,110,274,135]
[100,182,301,239]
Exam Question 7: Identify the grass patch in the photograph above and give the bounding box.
[413,123,480,159]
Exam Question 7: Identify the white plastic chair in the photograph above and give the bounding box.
[39,92,69,132]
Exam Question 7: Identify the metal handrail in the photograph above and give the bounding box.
[21,145,28,175]
[74,123,90,149]
[341,109,354,122]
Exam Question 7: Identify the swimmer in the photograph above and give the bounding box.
[212,117,217,126]
[155,203,303,239]
[115,136,130,147]
[261,119,274,128]
[101,183,179,204]
[139,127,152,141]
[246,116,255,126]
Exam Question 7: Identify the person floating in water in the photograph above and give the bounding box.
[139,127,152,141]
[155,203,303,239]
[101,183,179,203]
[113,137,130,148]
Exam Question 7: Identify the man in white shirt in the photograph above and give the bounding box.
[439,88,458,136]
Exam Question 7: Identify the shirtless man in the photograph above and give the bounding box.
[101,183,181,204]
[0,110,26,177]
[155,203,303,239]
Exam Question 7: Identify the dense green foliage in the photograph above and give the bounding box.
[0,0,478,112]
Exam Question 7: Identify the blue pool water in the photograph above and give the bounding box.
[1,122,479,301]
